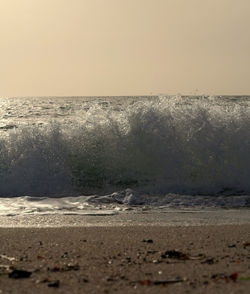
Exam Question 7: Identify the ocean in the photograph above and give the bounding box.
[1,95,250,226]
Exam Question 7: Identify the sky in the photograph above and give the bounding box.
[0,0,250,96]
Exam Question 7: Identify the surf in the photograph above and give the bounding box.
[1,95,250,197]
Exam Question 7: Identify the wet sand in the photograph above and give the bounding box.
[0,225,250,293]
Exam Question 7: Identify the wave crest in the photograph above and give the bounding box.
[1,96,250,196]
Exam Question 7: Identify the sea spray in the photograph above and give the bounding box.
[1,95,250,196]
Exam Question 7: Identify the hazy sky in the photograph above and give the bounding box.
[1,0,250,96]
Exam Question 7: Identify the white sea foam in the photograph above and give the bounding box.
[0,189,249,216]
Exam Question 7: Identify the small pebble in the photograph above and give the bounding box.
[48,280,60,288]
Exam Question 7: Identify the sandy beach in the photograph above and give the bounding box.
[0,225,249,293]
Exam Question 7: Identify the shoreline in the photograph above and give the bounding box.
[0,225,250,293]
[1,208,250,227]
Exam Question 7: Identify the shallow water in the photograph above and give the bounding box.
[0,208,250,227]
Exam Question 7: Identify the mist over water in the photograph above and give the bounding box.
[1,95,250,198]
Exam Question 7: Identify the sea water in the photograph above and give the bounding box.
[0,95,250,226]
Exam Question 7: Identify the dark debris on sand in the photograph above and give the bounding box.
[0,226,250,293]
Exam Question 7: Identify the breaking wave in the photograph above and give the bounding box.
[1,95,250,197]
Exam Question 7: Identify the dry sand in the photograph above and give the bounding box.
[0,225,250,293]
